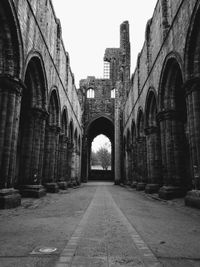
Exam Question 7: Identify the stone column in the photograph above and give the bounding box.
[75,149,81,184]
[43,125,60,193]
[19,107,47,198]
[57,134,68,190]
[67,142,74,186]
[0,76,23,208]
[78,149,82,183]
[63,137,69,181]
[127,146,132,185]
[70,145,76,185]
[184,79,200,208]
[136,137,147,191]
[157,110,187,199]
[114,85,121,185]
[131,142,138,188]
[145,126,162,193]
[81,136,88,182]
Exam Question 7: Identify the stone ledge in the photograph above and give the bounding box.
[57,181,68,190]
[159,186,186,200]
[185,190,200,209]
[136,183,146,191]
[0,188,21,209]
[145,184,160,194]
[19,185,46,198]
[44,183,59,193]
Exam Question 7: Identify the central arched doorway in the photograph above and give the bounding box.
[82,116,114,182]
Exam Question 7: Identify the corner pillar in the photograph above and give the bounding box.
[144,126,162,194]
[157,110,187,199]
[0,76,23,208]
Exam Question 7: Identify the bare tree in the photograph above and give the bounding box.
[97,146,111,170]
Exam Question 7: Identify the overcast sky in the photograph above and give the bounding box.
[52,0,158,88]
[51,0,158,151]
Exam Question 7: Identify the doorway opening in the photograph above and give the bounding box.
[91,134,111,171]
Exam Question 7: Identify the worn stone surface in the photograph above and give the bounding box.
[0,182,200,266]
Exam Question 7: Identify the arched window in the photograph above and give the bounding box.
[111,88,115,98]
[87,88,95,98]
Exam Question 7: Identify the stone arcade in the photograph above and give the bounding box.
[0,0,200,209]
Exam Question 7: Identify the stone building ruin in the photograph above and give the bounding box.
[1,0,200,209]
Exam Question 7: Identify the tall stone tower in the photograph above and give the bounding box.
[120,21,131,96]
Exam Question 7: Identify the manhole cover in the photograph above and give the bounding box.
[31,246,58,254]
[39,247,57,253]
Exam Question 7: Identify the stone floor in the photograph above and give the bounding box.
[0,182,200,267]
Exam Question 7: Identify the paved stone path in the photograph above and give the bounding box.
[56,184,161,267]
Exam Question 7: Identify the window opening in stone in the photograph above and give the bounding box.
[103,61,110,79]
[111,88,115,98]
[87,88,95,98]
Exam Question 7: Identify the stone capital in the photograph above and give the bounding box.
[47,124,61,134]
[136,136,146,143]
[144,126,158,135]
[184,77,200,96]
[157,110,180,122]
[0,75,25,96]
[30,107,48,120]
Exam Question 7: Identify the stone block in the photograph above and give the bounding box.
[0,188,21,209]
[131,181,137,188]
[159,186,186,200]
[145,184,160,194]
[19,185,46,198]
[57,181,68,190]
[44,183,59,193]
[185,190,200,209]
[136,182,146,191]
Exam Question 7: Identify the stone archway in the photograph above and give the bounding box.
[82,116,114,182]
[158,55,189,199]
[17,56,47,197]
[0,0,23,207]
[42,89,60,193]
[136,109,147,191]
[145,89,162,194]
[57,108,69,189]
[184,2,200,192]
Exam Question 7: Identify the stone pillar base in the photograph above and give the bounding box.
[114,180,120,185]
[0,188,21,209]
[67,181,73,188]
[44,183,59,193]
[159,186,186,200]
[131,182,137,188]
[136,183,146,191]
[185,190,200,209]
[145,184,160,194]
[57,181,68,190]
[19,185,46,198]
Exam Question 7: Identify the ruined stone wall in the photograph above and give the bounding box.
[123,0,195,134]
[80,77,115,129]
[14,0,82,136]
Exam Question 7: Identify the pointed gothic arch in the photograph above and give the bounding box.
[157,53,190,199]
[17,55,48,187]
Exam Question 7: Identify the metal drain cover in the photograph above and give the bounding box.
[31,246,58,254]
[39,247,57,253]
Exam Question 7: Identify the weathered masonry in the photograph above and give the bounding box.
[0,0,82,208]
[123,0,200,208]
[1,0,200,210]
[79,20,130,182]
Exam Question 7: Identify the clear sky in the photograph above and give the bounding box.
[51,0,158,151]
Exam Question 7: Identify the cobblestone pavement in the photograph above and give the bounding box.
[0,182,200,267]
[56,183,160,267]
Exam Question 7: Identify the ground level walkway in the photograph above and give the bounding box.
[0,182,200,266]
